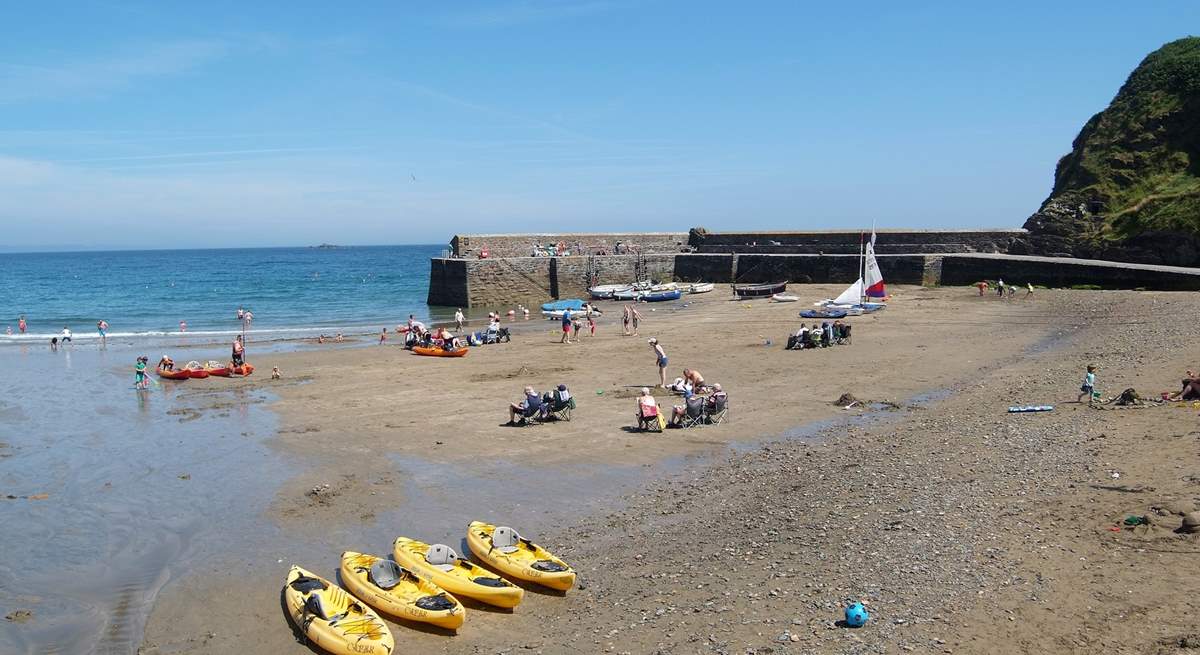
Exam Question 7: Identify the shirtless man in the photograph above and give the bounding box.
[683,368,707,391]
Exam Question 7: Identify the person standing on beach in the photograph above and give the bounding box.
[587,314,595,337]
[622,305,632,335]
[1078,364,1097,405]
[649,338,668,387]
[97,320,108,345]
[996,279,1005,298]
[18,315,26,334]
[454,308,464,332]
[631,306,642,336]
[1025,282,1035,299]
[179,320,187,333]
[379,327,388,345]
[232,335,245,366]
[560,309,572,344]
[61,326,72,344]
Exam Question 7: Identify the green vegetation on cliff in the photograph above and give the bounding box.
[1024,37,1200,262]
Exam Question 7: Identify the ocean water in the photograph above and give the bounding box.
[0,245,450,346]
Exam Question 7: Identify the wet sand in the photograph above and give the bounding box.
[135,286,1200,654]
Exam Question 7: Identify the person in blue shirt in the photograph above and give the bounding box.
[560,309,573,344]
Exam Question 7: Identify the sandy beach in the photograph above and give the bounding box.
[130,286,1200,654]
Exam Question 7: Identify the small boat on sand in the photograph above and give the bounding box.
[771,293,799,302]
[800,309,848,319]
[640,290,682,302]
[413,346,468,358]
[588,284,630,299]
[684,282,714,294]
[733,282,787,298]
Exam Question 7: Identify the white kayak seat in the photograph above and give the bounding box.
[368,559,404,590]
[426,544,459,572]
[492,526,521,554]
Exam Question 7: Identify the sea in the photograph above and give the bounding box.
[0,244,454,653]
[0,245,455,348]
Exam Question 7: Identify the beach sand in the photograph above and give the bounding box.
[138,286,1200,654]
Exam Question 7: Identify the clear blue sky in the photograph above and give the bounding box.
[1,1,1197,250]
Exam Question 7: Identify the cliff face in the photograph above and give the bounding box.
[1022,37,1200,265]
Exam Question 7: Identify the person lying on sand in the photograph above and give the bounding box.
[507,386,543,425]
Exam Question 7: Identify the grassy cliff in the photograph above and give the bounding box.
[1023,37,1200,264]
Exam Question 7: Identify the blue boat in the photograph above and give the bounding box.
[541,299,586,312]
[640,290,682,302]
[800,309,847,319]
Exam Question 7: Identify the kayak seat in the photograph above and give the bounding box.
[415,593,457,611]
[472,576,508,588]
[304,588,349,622]
[368,560,404,591]
[491,526,521,554]
[426,544,459,572]
[532,559,568,572]
[290,575,327,594]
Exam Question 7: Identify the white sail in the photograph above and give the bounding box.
[832,278,864,305]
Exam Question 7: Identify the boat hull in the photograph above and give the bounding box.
[733,282,787,298]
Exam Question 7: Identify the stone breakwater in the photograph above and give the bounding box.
[428,230,1200,307]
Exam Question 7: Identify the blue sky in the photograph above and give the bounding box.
[1,1,1197,250]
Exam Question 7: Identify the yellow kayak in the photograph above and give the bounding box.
[339,551,466,631]
[393,537,524,609]
[465,521,576,592]
[282,565,394,655]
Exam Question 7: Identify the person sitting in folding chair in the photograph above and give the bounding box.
[705,383,728,424]
[506,386,544,426]
[671,393,707,428]
[543,384,575,421]
[635,387,663,432]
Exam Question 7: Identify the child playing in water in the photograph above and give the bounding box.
[1077,364,1097,405]
[134,356,148,389]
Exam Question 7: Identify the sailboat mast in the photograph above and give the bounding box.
[859,231,865,305]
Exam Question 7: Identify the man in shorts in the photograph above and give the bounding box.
[560,309,572,344]
[97,320,108,345]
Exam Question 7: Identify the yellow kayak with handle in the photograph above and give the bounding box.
[282,565,394,655]
[392,537,524,609]
[339,551,466,631]
[465,521,576,592]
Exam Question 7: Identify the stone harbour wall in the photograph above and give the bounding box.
[427,229,1200,306]
[691,228,1027,255]
[449,232,689,258]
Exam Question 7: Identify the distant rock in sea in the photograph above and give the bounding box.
[1020,37,1200,266]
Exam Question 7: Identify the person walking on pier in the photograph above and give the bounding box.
[454,308,465,332]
